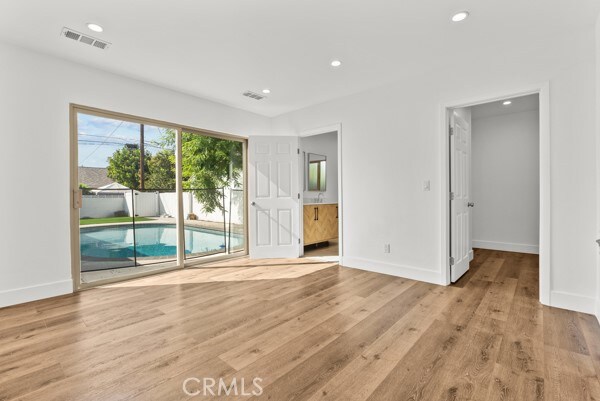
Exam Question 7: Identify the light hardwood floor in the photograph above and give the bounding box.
[1,249,600,400]
[304,239,339,258]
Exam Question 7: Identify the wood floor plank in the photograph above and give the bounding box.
[429,324,504,401]
[579,313,600,378]
[439,278,491,328]
[219,292,364,370]
[2,249,600,401]
[253,282,433,401]
[219,274,403,371]
[474,277,518,322]
[470,256,506,282]
[484,362,544,401]
[304,286,454,401]
[544,306,590,355]
[497,290,545,378]
[544,344,600,401]
[451,248,492,288]
[365,318,461,401]
[0,363,65,401]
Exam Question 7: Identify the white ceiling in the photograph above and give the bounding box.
[0,0,599,117]
[471,94,539,120]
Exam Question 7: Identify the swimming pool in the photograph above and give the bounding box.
[80,223,243,263]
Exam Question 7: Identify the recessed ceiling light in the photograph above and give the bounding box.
[503,100,512,106]
[262,89,271,94]
[330,60,342,67]
[87,23,103,33]
[451,11,469,22]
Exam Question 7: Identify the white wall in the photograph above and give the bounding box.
[159,192,244,225]
[596,15,600,322]
[471,109,540,254]
[300,132,338,204]
[80,196,126,219]
[272,26,598,313]
[0,41,270,308]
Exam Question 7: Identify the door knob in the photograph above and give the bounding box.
[251,201,256,206]
[467,202,475,207]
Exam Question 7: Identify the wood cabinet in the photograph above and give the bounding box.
[303,204,338,246]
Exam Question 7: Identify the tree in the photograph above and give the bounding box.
[158,129,243,212]
[146,149,176,190]
[180,132,243,213]
[106,146,150,190]
[106,131,241,213]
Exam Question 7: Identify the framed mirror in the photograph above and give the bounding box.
[307,153,326,191]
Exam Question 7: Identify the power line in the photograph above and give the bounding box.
[78,140,163,149]
[78,132,169,150]
[80,121,124,165]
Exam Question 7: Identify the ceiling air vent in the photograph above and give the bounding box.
[93,41,108,49]
[243,91,266,100]
[79,35,95,45]
[64,30,81,41]
[61,27,111,50]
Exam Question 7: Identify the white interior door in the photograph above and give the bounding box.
[248,136,300,258]
[450,111,472,282]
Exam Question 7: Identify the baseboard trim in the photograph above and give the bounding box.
[595,299,600,324]
[550,290,596,315]
[0,280,73,309]
[341,257,444,285]
[472,240,539,254]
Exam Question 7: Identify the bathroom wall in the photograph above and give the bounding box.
[300,131,338,204]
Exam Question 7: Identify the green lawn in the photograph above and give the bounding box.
[79,216,153,226]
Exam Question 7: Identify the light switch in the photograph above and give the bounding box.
[423,180,431,191]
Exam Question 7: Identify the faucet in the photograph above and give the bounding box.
[317,192,325,203]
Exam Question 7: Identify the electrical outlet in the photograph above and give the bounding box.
[384,244,391,253]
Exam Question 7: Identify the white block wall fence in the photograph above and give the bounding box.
[80,190,243,225]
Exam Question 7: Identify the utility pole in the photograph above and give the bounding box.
[139,124,145,190]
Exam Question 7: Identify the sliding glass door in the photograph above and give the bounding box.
[72,107,246,287]
[181,131,246,260]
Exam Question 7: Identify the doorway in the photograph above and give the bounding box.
[443,86,550,305]
[299,126,343,262]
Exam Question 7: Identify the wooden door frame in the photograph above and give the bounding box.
[439,82,551,306]
[69,104,249,291]
[298,124,343,263]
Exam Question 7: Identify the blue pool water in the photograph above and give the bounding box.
[80,223,243,260]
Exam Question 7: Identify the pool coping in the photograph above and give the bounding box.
[79,217,244,234]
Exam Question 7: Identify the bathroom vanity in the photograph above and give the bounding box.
[303,203,338,246]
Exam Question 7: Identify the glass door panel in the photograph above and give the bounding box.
[77,113,177,283]
[181,132,245,260]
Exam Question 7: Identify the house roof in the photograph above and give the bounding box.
[92,182,130,194]
[78,167,115,189]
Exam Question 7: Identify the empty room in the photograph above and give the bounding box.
[1,1,600,400]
